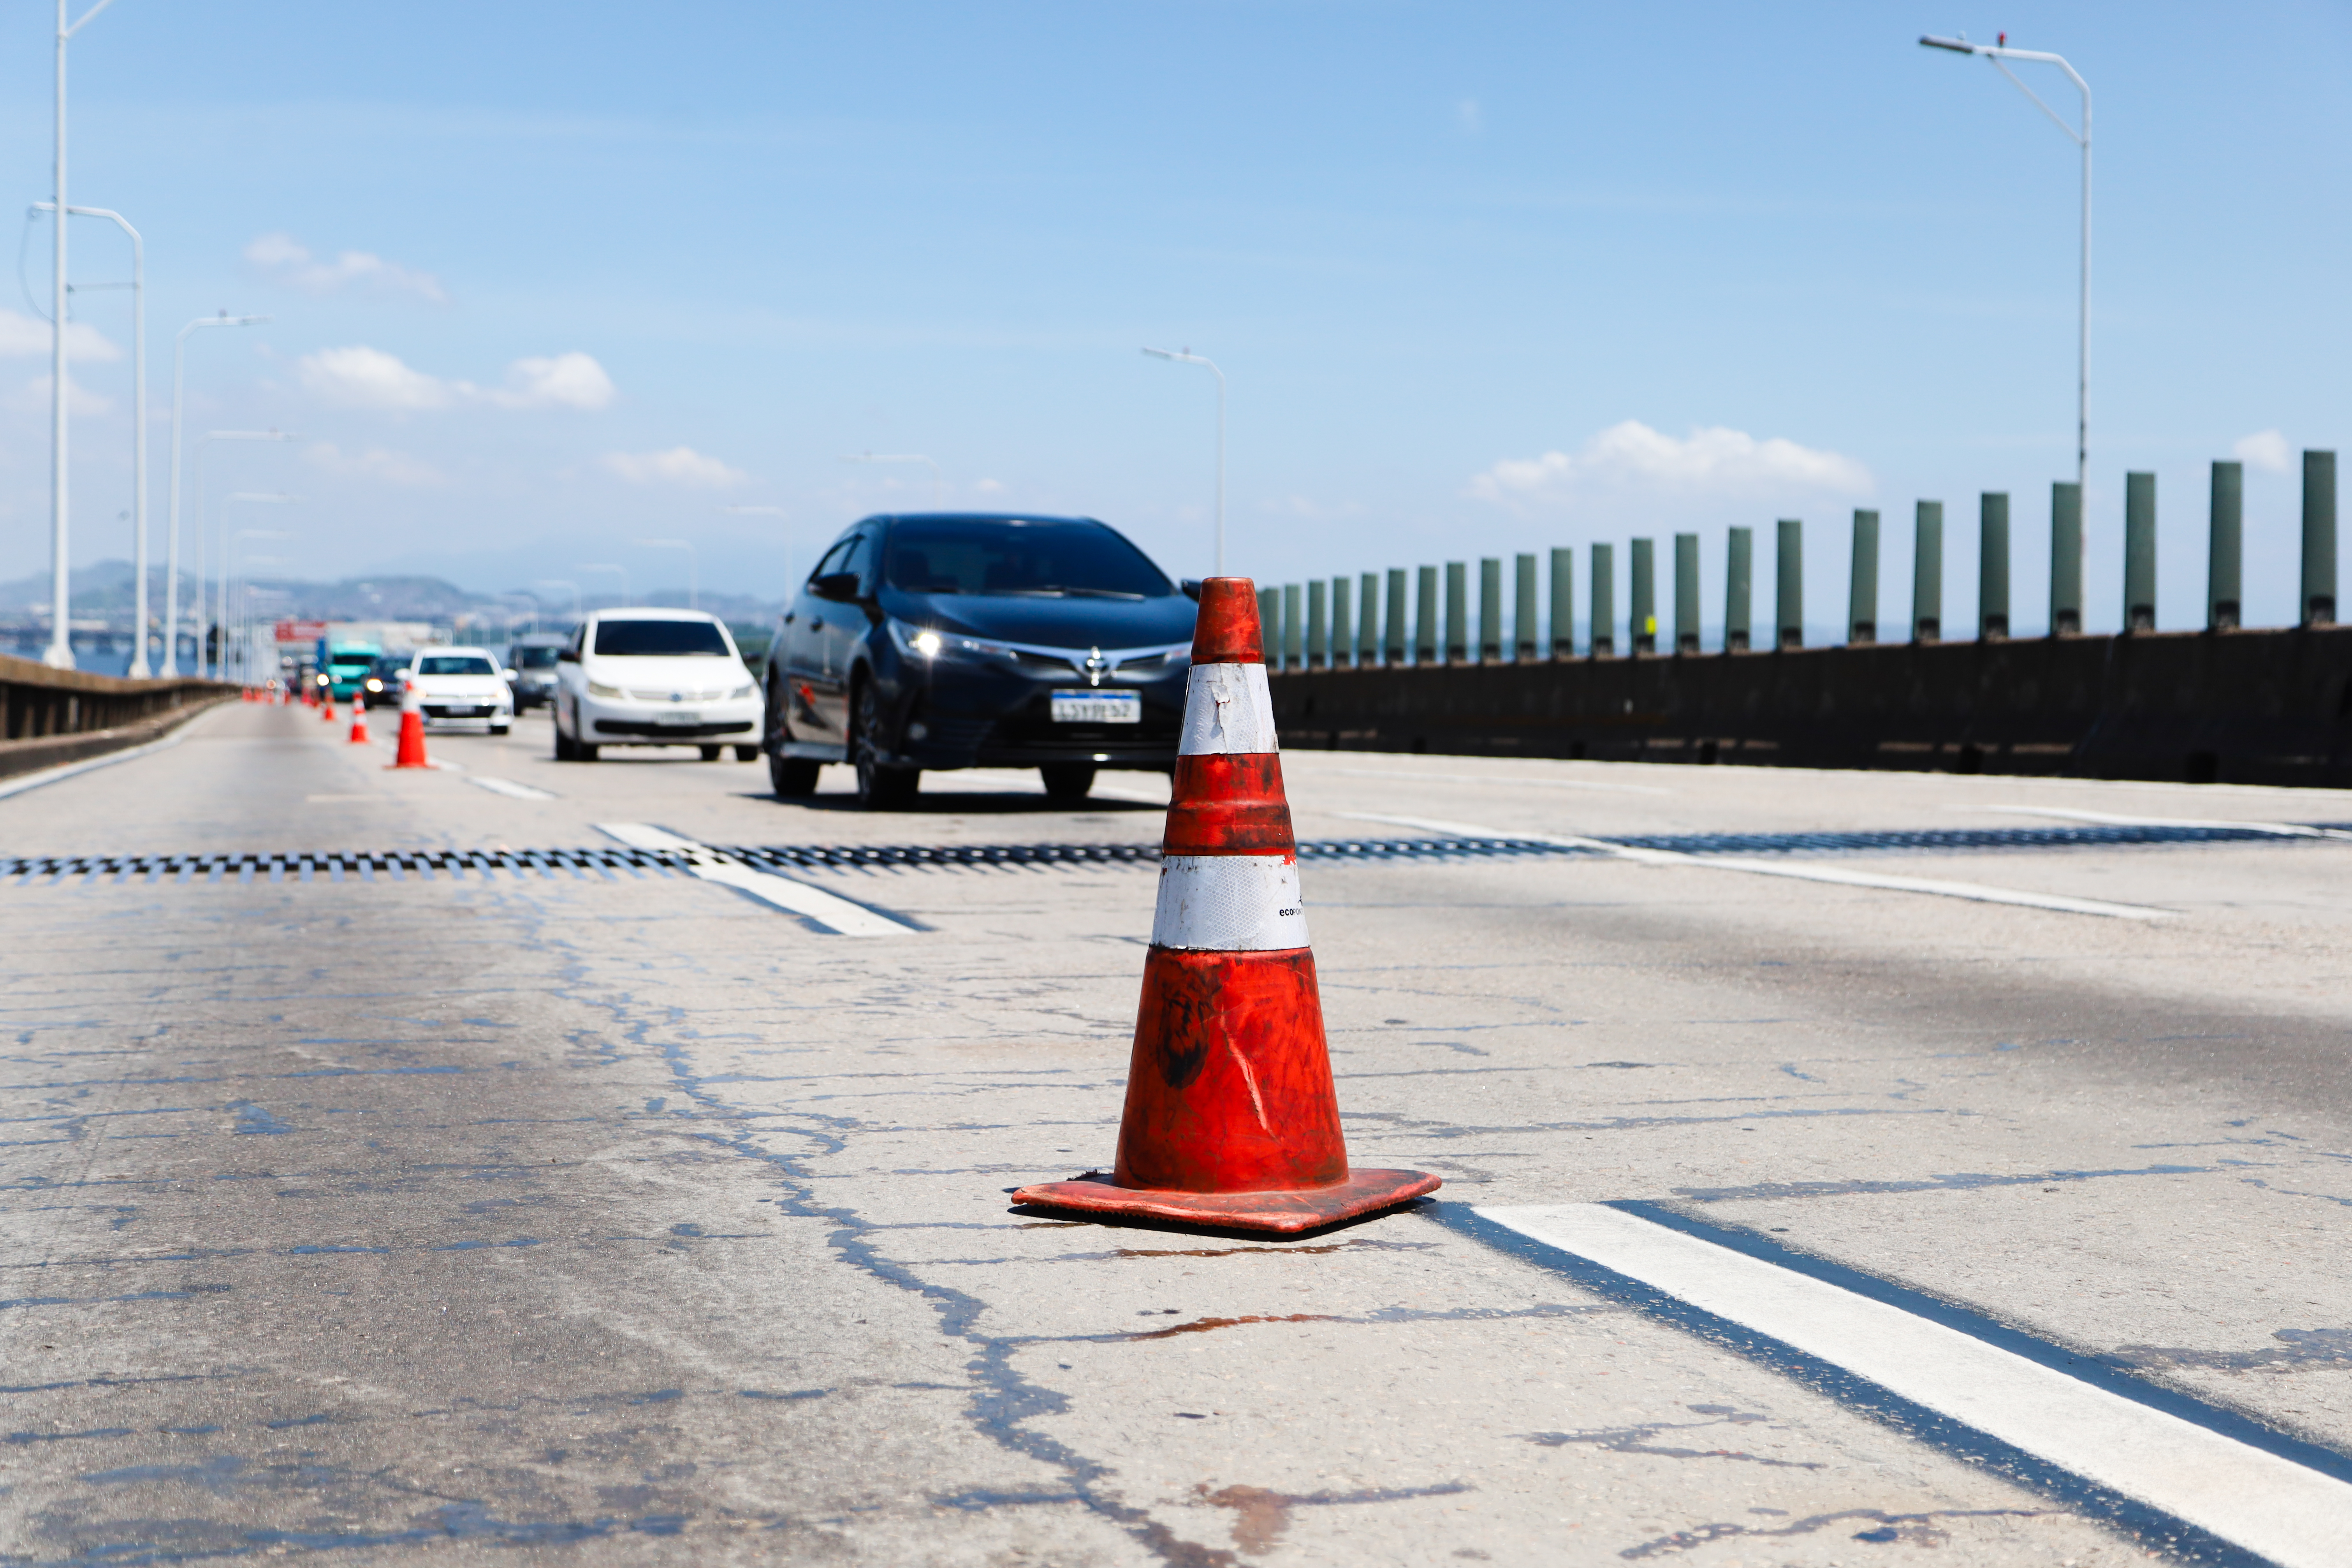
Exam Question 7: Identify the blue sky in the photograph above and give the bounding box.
[3,0,2348,639]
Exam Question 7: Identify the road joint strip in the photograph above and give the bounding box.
[1343,811,2177,919]
[1459,1201,2352,1568]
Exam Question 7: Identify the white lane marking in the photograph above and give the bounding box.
[470,777,558,801]
[1319,766,1673,797]
[1340,811,2174,920]
[593,822,916,936]
[1152,854,1310,950]
[1984,805,2352,841]
[0,703,225,801]
[1478,1203,2352,1568]
[1179,663,1279,756]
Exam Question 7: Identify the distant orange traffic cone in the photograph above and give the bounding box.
[320,686,336,722]
[347,691,369,744]
[1012,579,1441,1234]
[388,676,430,769]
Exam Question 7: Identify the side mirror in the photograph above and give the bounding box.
[502,669,519,681]
[557,648,579,664]
[1180,579,1203,601]
[811,571,862,602]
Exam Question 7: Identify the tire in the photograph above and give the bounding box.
[769,751,820,797]
[699,744,723,762]
[1040,763,1096,802]
[851,682,919,809]
[554,723,576,762]
[579,743,600,762]
[734,745,759,763]
[492,725,510,737]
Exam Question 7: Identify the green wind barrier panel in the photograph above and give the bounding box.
[1980,493,2011,641]
[1914,501,1944,644]
[1849,511,1879,645]
[2050,484,2082,637]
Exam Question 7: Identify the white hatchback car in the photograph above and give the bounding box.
[401,646,515,734]
[552,609,762,762]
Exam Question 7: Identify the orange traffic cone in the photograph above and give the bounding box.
[1012,579,1440,1234]
[320,686,336,722]
[388,676,430,769]
[347,691,369,744]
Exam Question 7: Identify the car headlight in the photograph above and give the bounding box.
[728,683,756,700]
[887,618,1013,665]
[364,678,384,693]
[587,679,623,699]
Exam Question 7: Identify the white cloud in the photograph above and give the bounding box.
[490,352,616,410]
[0,307,120,362]
[295,345,616,413]
[246,232,447,304]
[600,446,745,487]
[1467,420,1872,510]
[2233,429,2292,473]
[306,440,443,486]
[299,345,452,410]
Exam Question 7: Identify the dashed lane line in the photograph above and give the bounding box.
[593,822,919,936]
[1469,1202,2352,1568]
[1341,811,2175,920]
[470,777,558,801]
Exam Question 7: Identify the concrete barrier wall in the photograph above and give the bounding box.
[1267,626,2352,787]
[0,655,234,781]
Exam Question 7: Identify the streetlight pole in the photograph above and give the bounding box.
[164,318,267,676]
[575,563,629,607]
[219,501,295,681]
[1921,32,2091,491]
[843,452,946,509]
[1141,347,1226,575]
[635,539,698,611]
[190,429,295,678]
[36,202,145,672]
[43,0,119,667]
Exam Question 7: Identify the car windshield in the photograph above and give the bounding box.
[512,646,559,669]
[419,655,497,676]
[882,519,1172,599]
[330,653,374,671]
[593,619,731,656]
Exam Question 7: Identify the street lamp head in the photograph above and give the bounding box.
[1919,33,1977,53]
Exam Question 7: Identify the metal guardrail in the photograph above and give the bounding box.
[0,653,234,780]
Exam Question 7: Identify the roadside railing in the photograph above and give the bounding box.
[0,654,235,782]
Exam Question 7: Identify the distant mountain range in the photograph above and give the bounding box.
[0,560,783,631]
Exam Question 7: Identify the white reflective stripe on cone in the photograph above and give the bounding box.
[1151,854,1311,950]
[1178,663,1280,757]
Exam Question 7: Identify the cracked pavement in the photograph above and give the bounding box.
[2,702,2348,1564]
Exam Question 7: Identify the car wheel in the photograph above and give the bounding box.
[851,682,919,809]
[579,743,600,762]
[769,750,819,797]
[734,745,759,763]
[554,723,575,762]
[492,725,510,736]
[1040,763,1096,802]
[699,744,723,762]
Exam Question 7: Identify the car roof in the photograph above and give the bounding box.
[862,511,1104,530]
[585,607,723,623]
[417,646,497,658]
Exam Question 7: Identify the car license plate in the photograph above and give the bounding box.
[655,711,701,726]
[1050,691,1140,724]
[446,706,485,717]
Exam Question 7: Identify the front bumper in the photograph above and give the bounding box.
[420,703,512,731]
[580,695,762,744]
[883,661,1186,771]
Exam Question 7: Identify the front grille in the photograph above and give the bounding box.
[594,720,755,738]
[627,688,730,702]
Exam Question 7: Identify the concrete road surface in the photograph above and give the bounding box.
[3,701,2349,1566]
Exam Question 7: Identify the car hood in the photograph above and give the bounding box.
[413,676,508,697]
[581,656,751,688]
[885,590,1196,651]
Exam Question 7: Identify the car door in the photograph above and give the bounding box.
[808,529,879,744]
[781,537,857,750]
